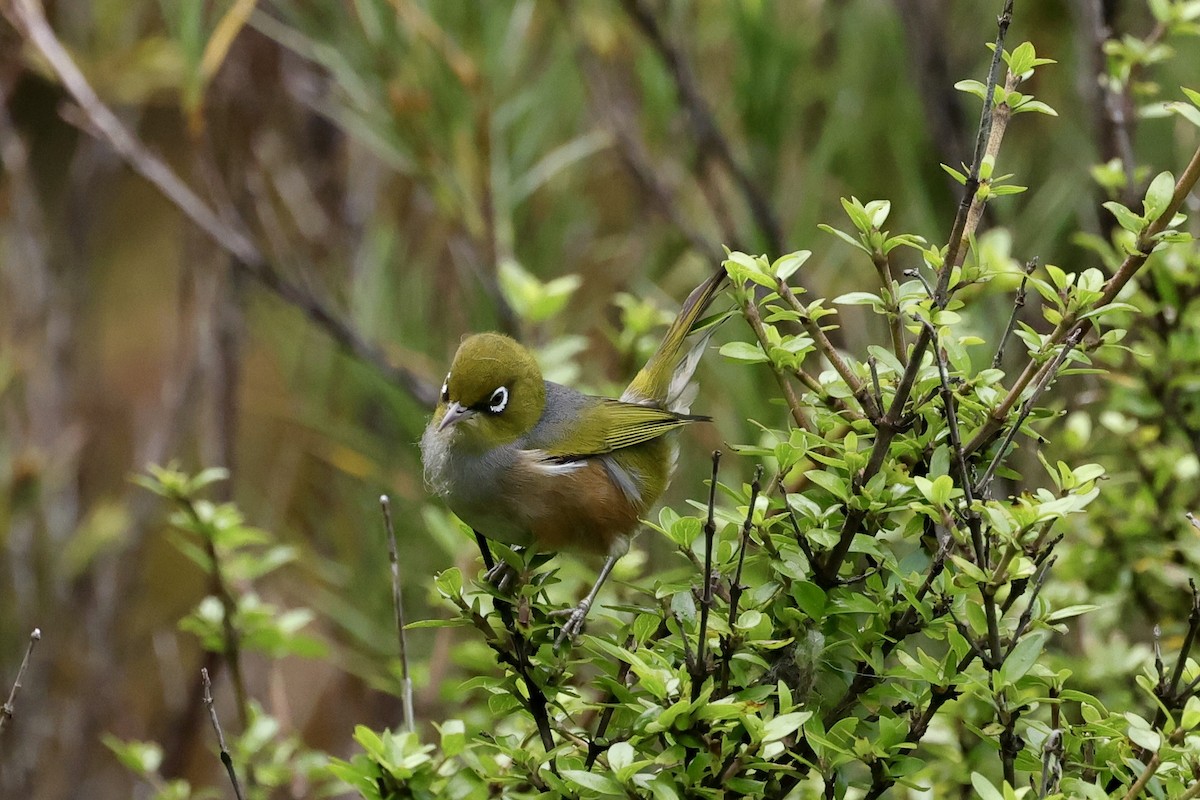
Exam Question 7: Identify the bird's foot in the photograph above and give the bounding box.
[484,560,520,593]
[552,598,592,647]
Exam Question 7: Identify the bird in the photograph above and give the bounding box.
[420,264,727,643]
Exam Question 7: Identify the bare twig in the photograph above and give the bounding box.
[777,281,882,421]
[3,0,436,406]
[1039,728,1063,797]
[869,249,908,365]
[722,465,764,693]
[570,43,725,266]
[727,466,764,629]
[776,479,816,565]
[991,259,1036,369]
[738,294,815,431]
[201,668,246,800]
[692,451,721,700]
[381,496,414,733]
[975,327,1084,495]
[0,629,41,737]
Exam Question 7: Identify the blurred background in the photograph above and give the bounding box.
[1,0,1198,797]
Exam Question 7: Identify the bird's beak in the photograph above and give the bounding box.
[437,401,473,432]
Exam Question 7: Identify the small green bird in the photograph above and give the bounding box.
[420,265,726,642]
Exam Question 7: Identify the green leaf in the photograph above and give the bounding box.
[720,341,770,364]
[774,250,812,282]
[1143,170,1175,220]
[955,79,987,99]
[1046,604,1101,622]
[1103,201,1146,234]
[1127,725,1160,752]
[762,711,813,743]
[1000,631,1049,685]
[971,772,1005,800]
[561,769,624,795]
[818,224,871,253]
[439,719,466,757]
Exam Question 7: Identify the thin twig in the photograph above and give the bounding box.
[776,480,816,565]
[739,294,815,431]
[692,451,721,700]
[968,140,1200,455]
[777,281,881,421]
[0,629,41,737]
[727,466,764,629]
[381,496,414,733]
[180,498,251,730]
[975,327,1084,495]
[870,249,908,365]
[201,668,246,800]
[722,466,764,693]
[470,533,555,751]
[991,259,1037,369]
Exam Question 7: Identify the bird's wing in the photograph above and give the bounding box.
[539,399,708,458]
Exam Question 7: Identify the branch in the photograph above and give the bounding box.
[0,628,41,737]
[991,258,1036,369]
[967,140,1200,455]
[777,281,882,421]
[691,451,721,700]
[721,466,763,694]
[4,0,437,407]
[738,293,816,432]
[471,534,556,752]
[974,327,1084,495]
[201,668,246,800]
[381,496,415,734]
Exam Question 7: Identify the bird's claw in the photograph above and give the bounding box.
[553,599,592,647]
[484,560,519,592]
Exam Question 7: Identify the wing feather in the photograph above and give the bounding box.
[540,399,707,458]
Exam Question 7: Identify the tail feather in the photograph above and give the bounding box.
[622,263,728,410]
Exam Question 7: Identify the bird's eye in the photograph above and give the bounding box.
[488,386,508,414]
[441,373,450,403]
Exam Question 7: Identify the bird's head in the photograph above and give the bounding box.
[432,332,546,450]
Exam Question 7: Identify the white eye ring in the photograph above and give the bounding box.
[488,386,508,413]
[441,373,450,402]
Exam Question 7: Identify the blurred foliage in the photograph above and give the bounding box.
[1,0,1200,798]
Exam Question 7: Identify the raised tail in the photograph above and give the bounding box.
[621,263,728,412]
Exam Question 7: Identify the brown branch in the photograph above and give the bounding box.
[691,451,721,700]
[738,294,816,432]
[967,141,1200,455]
[381,496,414,733]
[201,668,246,800]
[991,259,1036,369]
[816,2,1016,587]
[777,281,881,421]
[721,466,763,694]
[0,628,41,738]
[571,45,725,266]
[3,0,437,407]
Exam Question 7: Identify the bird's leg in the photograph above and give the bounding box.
[554,552,620,646]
